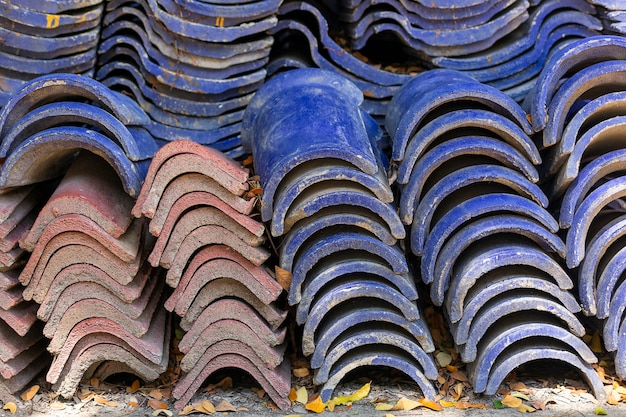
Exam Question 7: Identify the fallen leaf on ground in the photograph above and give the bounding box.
[502,395,523,408]
[152,410,173,416]
[391,397,421,411]
[90,378,100,388]
[288,388,297,402]
[439,400,455,407]
[330,381,370,406]
[50,401,65,410]
[446,365,458,373]
[129,401,140,408]
[450,371,468,382]
[215,399,236,412]
[435,352,451,367]
[179,405,196,415]
[419,398,443,411]
[531,400,546,411]
[511,392,530,401]
[305,396,326,413]
[295,386,308,405]
[20,385,39,401]
[94,396,107,404]
[493,400,504,409]
[275,266,292,291]
[149,389,164,400]
[375,403,394,411]
[148,399,168,410]
[453,382,464,400]
[385,414,396,417]
[2,402,16,413]
[591,333,603,353]
[293,367,309,377]
[595,406,608,415]
[127,379,141,393]
[517,404,535,413]
[197,400,216,414]
[509,381,527,391]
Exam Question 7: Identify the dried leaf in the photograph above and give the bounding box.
[391,397,421,411]
[275,266,292,292]
[293,368,309,378]
[607,390,620,405]
[20,385,39,401]
[305,396,326,413]
[152,410,173,416]
[149,389,164,400]
[90,377,100,388]
[215,399,236,412]
[236,407,248,412]
[435,352,452,367]
[197,400,216,414]
[127,379,141,393]
[94,396,108,404]
[502,395,523,408]
[510,381,527,391]
[512,392,530,401]
[295,386,308,405]
[254,388,266,399]
[455,401,471,409]
[591,333,603,353]
[453,383,464,400]
[50,402,66,410]
[595,406,608,415]
[419,398,443,411]
[446,365,458,373]
[179,405,196,415]
[450,371,468,382]
[375,403,394,411]
[148,399,168,410]
[129,401,140,408]
[3,402,16,413]
[385,414,396,417]
[439,400,455,407]
[517,404,536,413]
[531,400,546,411]
[217,376,233,390]
[330,381,370,406]
[288,387,297,402]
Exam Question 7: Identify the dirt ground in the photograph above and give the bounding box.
[2,359,624,417]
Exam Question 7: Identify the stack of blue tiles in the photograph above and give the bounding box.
[386,67,605,400]
[242,68,438,402]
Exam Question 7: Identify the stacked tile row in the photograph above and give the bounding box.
[242,68,437,401]
[0,0,102,107]
[0,74,169,399]
[0,184,53,401]
[132,140,291,410]
[336,0,530,58]
[589,0,626,34]
[95,0,281,158]
[268,0,410,123]
[431,0,601,102]
[387,68,605,399]
[527,35,626,379]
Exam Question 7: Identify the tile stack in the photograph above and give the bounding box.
[0,184,54,401]
[431,0,601,102]
[387,68,604,399]
[588,0,626,35]
[14,152,168,399]
[96,0,282,158]
[268,0,410,123]
[0,0,102,107]
[242,68,437,402]
[131,140,291,410]
[527,35,626,379]
[335,0,530,60]
[0,73,158,198]
[0,73,168,399]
